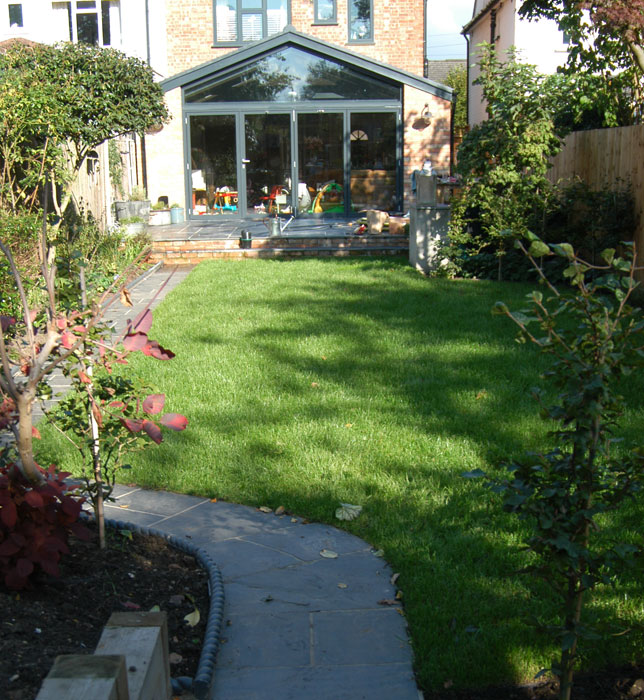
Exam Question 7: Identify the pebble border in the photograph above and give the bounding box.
[87,514,225,700]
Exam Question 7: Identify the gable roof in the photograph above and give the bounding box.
[462,0,501,35]
[161,27,454,102]
[426,59,466,84]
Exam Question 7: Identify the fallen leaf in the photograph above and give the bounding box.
[275,505,285,516]
[258,506,272,513]
[345,423,353,428]
[149,605,161,612]
[335,503,362,521]
[395,590,403,600]
[378,599,398,606]
[373,549,384,558]
[475,390,488,400]
[390,573,400,586]
[119,504,130,509]
[122,601,140,610]
[210,498,217,503]
[184,609,200,627]
[291,518,298,523]
[320,549,338,559]
[120,287,133,308]
[321,355,327,360]
[168,653,183,665]
[337,583,348,589]
[311,382,319,388]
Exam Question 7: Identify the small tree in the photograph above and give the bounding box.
[466,236,644,700]
[0,197,186,548]
[0,42,168,220]
[444,65,468,137]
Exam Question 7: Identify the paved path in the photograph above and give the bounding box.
[88,264,420,699]
[107,484,420,700]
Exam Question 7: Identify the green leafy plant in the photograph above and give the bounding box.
[0,42,167,223]
[466,237,644,700]
[129,186,148,203]
[170,203,182,209]
[108,139,124,200]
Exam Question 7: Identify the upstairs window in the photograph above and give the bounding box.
[214,0,289,46]
[348,0,372,43]
[314,0,336,24]
[8,4,23,27]
[52,1,117,46]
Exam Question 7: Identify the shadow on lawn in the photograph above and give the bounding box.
[115,258,644,692]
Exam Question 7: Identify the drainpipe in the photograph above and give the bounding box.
[464,34,470,129]
[141,0,151,195]
[423,0,428,77]
[450,91,456,176]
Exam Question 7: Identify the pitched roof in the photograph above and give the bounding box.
[426,60,466,84]
[161,27,454,102]
[461,0,501,35]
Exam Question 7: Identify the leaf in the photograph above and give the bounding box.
[142,340,175,361]
[123,332,148,352]
[142,420,163,444]
[32,426,41,439]
[528,240,551,257]
[122,601,141,610]
[320,549,338,559]
[0,315,16,332]
[24,491,44,508]
[142,393,165,415]
[258,506,272,513]
[121,418,144,433]
[159,413,188,431]
[390,573,400,585]
[551,243,575,260]
[274,505,285,515]
[61,331,76,349]
[378,599,398,606]
[337,582,348,589]
[131,308,153,334]
[462,469,485,479]
[120,287,133,307]
[335,503,362,521]
[184,609,200,627]
[149,605,161,612]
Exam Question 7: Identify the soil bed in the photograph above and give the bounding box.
[0,523,209,700]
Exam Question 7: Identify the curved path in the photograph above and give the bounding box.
[106,485,420,700]
[106,265,420,699]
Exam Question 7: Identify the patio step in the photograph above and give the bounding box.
[150,234,409,265]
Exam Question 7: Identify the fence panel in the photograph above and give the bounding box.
[548,124,644,279]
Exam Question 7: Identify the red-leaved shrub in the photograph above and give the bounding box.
[0,462,90,590]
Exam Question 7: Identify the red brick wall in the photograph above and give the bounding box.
[165,0,425,76]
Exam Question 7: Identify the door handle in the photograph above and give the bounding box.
[242,159,250,164]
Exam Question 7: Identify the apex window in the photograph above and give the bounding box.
[314,0,336,24]
[348,0,373,43]
[213,0,289,45]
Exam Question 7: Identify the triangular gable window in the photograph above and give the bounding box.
[184,45,400,103]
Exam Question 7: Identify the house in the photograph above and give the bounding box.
[462,0,569,126]
[145,0,455,219]
[1,1,455,221]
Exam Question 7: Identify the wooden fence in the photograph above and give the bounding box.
[548,124,644,280]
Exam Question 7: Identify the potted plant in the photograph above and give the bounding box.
[170,202,184,224]
[149,200,172,226]
[114,186,151,222]
[119,215,148,236]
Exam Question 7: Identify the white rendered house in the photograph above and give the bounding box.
[462,0,570,126]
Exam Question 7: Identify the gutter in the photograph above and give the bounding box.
[461,0,500,35]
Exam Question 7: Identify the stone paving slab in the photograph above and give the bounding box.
[105,485,420,700]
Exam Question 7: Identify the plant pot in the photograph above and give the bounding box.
[149,209,172,226]
[123,222,147,237]
[115,200,151,222]
[239,230,252,249]
[170,207,184,224]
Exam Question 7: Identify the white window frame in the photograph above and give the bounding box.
[52,1,118,47]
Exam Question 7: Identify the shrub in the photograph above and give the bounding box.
[0,211,41,316]
[0,458,89,590]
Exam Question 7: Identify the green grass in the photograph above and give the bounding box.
[38,257,644,692]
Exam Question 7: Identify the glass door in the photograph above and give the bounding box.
[244,113,292,217]
[297,112,344,216]
[189,115,239,216]
[350,112,398,212]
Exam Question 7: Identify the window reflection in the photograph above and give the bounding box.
[185,46,399,103]
[349,0,372,42]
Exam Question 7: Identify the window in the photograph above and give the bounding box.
[348,0,372,43]
[52,1,117,46]
[213,0,289,45]
[8,3,23,27]
[314,0,336,24]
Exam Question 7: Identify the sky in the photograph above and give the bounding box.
[426,0,474,60]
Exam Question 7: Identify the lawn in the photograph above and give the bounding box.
[38,257,644,693]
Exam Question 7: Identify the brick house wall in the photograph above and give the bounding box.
[165,0,425,76]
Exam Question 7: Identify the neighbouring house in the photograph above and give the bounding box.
[1,0,455,222]
[462,0,570,126]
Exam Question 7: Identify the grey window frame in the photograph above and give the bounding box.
[347,0,373,44]
[212,0,291,47]
[313,0,336,25]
